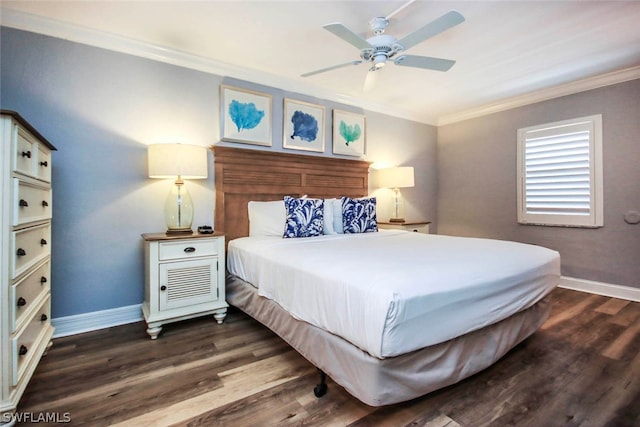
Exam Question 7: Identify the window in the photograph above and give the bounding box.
[517,115,603,228]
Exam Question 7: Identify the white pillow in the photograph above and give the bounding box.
[248,200,286,237]
[332,198,344,233]
[323,199,336,234]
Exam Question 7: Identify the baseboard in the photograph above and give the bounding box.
[52,304,143,338]
[559,276,640,302]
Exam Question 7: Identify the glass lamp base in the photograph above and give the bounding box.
[164,182,194,234]
[391,188,405,223]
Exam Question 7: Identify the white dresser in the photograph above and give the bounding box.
[0,111,56,424]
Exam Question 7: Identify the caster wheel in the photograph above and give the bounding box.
[314,382,328,397]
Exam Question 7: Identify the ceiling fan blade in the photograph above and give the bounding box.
[301,60,363,78]
[363,69,378,92]
[394,55,456,72]
[323,23,372,50]
[396,10,465,51]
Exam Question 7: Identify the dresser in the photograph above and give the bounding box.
[0,111,56,423]
[141,232,227,339]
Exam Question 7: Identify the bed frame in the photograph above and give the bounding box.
[212,145,551,406]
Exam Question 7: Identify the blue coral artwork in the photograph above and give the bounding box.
[229,100,264,132]
[291,111,318,142]
[283,98,325,152]
[333,110,366,156]
[221,85,272,146]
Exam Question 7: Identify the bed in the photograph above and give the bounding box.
[214,146,560,406]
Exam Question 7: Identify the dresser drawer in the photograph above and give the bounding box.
[13,125,38,177]
[12,124,53,182]
[12,295,51,386]
[158,238,219,261]
[11,260,51,332]
[13,178,52,226]
[36,143,52,182]
[11,222,51,279]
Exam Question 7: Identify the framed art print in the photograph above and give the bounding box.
[221,85,272,146]
[332,109,366,156]
[283,98,325,152]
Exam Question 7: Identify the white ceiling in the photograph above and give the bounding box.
[2,1,640,125]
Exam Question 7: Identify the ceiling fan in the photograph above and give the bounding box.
[301,1,465,87]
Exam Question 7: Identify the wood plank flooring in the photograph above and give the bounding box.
[17,288,640,426]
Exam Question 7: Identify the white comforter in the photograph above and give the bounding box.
[227,230,560,359]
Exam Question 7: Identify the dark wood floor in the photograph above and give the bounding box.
[17,287,640,426]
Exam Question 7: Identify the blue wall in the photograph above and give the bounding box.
[1,27,437,318]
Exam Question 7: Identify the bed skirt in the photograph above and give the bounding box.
[226,274,551,406]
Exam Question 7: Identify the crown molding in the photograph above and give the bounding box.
[0,8,433,125]
[3,8,636,127]
[437,66,640,126]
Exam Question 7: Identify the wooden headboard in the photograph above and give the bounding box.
[213,146,370,242]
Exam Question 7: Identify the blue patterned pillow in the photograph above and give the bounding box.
[342,196,377,233]
[283,196,325,238]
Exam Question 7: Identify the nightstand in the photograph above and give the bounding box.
[141,232,228,339]
[378,221,431,234]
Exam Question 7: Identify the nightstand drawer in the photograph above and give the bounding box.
[405,225,429,234]
[158,239,219,261]
[378,221,430,234]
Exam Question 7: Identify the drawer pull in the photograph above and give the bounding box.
[19,199,29,207]
[17,248,26,256]
[184,247,196,253]
[41,276,48,284]
[41,239,48,246]
[160,285,167,291]
[19,345,28,356]
[41,314,48,322]
[40,160,48,167]
[42,200,49,207]
[17,297,27,307]
[22,150,32,158]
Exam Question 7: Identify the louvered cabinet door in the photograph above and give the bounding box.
[158,258,219,310]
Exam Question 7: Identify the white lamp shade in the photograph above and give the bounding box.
[148,143,208,179]
[377,166,415,189]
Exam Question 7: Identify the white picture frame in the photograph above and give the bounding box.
[220,85,272,146]
[332,109,366,156]
[283,98,325,152]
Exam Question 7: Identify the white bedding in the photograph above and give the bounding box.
[227,230,560,359]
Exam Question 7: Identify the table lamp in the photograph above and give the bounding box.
[148,143,207,234]
[378,166,414,223]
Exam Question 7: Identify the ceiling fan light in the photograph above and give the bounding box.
[373,54,386,68]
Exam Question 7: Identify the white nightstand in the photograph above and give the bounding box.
[141,232,228,339]
[378,221,431,234]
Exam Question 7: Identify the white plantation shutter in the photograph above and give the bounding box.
[517,115,603,227]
